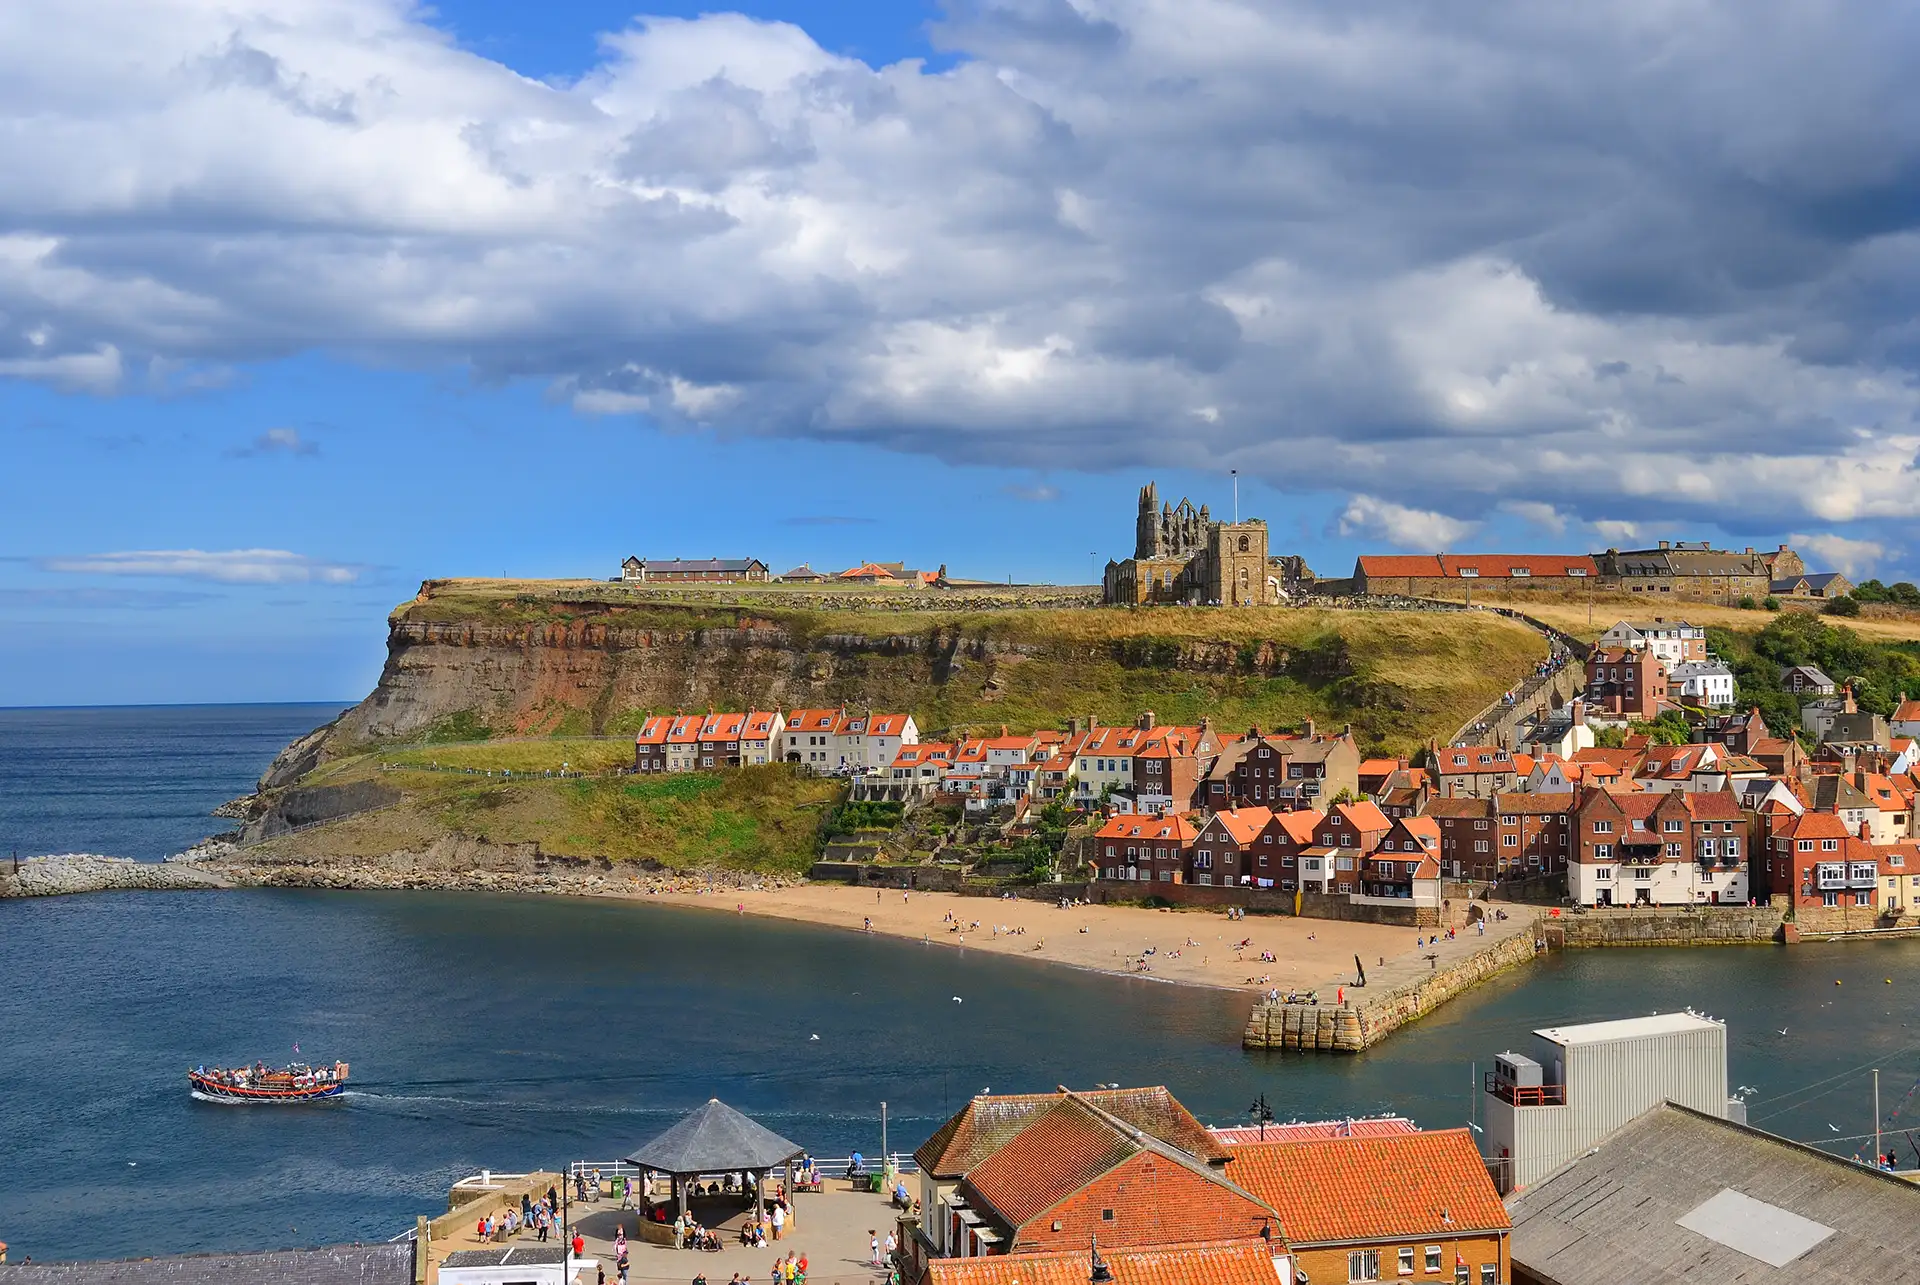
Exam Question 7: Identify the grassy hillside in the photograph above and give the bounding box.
[1480,592,1920,645]
[367,581,1548,757]
[278,752,841,873]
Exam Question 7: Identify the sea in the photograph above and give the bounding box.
[3,703,1920,1264]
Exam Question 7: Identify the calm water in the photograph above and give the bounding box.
[0,704,349,861]
[2,707,1919,1264]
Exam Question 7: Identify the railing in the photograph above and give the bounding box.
[563,1155,919,1185]
[1484,1073,1566,1107]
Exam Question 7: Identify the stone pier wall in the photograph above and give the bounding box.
[1544,907,1784,947]
[1243,929,1544,1053]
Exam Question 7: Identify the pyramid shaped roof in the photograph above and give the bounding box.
[625,1099,805,1174]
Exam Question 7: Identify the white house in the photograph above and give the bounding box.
[740,710,787,765]
[864,712,920,771]
[1669,660,1735,707]
[1595,619,1707,664]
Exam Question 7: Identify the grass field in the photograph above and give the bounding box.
[286,753,842,873]
[1479,593,1920,644]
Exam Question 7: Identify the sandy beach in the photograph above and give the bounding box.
[653,882,1416,993]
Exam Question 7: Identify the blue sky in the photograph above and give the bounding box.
[4,1,1918,705]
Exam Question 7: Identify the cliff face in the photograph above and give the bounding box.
[261,587,1546,788]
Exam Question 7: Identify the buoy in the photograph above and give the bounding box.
[1887,978,1894,984]
[1835,979,1843,986]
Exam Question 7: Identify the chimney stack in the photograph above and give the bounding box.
[1138,711,1156,731]
[1659,540,1671,551]
[1304,718,1316,739]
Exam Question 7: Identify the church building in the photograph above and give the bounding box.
[1102,481,1287,606]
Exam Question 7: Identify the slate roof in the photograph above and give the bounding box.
[1227,1129,1509,1246]
[923,1240,1281,1285]
[0,1244,413,1284]
[624,1098,804,1174]
[1506,1103,1920,1284]
[440,1246,567,1269]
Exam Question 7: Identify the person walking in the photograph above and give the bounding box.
[771,1200,785,1241]
[869,1230,881,1267]
[884,1229,897,1262]
[572,1231,585,1259]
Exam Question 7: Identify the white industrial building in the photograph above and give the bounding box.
[1483,1011,1741,1194]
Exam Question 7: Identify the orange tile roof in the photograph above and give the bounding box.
[960,1098,1140,1227]
[915,1087,1231,1177]
[698,712,746,741]
[925,1240,1281,1285]
[1336,800,1391,832]
[1210,1118,1418,1144]
[1228,1129,1510,1245]
[785,707,843,732]
[1265,810,1324,846]
[742,710,782,738]
[1204,807,1274,845]
[1097,816,1199,843]
[634,715,672,746]
[868,713,912,736]
[839,562,898,579]
[666,715,702,742]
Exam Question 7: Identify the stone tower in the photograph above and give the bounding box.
[1136,481,1163,559]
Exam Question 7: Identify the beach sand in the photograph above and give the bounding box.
[653,883,1417,992]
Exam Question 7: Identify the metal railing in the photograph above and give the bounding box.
[1484,1073,1566,1107]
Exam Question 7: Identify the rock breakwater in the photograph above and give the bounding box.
[0,854,234,898]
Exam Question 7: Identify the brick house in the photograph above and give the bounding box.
[633,714,672,773]
[1584,647,1670,720]
[1226,1131,1511,1285]
[1191,807,1273,886]
[1570,789,1751,906]
[1423,793,1572,880]
[1763,813,1888,911]
[1433,745,1518,799]
[694,711,747,769]
[1203,724,1360,811]
[1351,553,1596,598]
[1779,664,1837,695]
[1375,766,1434,819]
[1423,796,1495,880]
[1364,818,1443,900]
[1254,809,1324,890]
[909,1087,1263,1270]
[1094,814,1199,885]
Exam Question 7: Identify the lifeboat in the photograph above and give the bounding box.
[188,1060,349,1104]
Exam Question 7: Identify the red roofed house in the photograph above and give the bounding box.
[1252,809,1323,890]
[739,710,787,765]
[1584,647,1670,721]
[1364,817,1443,903]
[664,711,704,772]
[1204,723,1361,811]
[695,711,747,768]
[783,707,845,770]
[1571,789,1751,906]
[1433,745,1518,799]
[1227,1130,1511,1285]
[1094,814,1199,885]
[1763,812,1876,910]
[924,1240,1289,1285]
[633,714,673,774]
[1192,808,1274,887]
[1894,692,1920,742]
[908,1087,1274,1274]
[889,742,954,787]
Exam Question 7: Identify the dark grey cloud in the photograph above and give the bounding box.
[0,0,1918,547]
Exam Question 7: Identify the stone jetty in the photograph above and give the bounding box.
[1244,913,1546,1053]
[0,854,234,899]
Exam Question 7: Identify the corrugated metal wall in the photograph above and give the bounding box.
[1503,1024,1726,1192]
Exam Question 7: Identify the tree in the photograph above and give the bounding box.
[1853,579,1890,603]
[1890,581,1920,607]
[1593,725,1626,749]
[1824,595,1861,617]
[1329,787,1356,806]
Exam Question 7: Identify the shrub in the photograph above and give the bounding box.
[1737,595,1758,610]
[1823,595,1862,617]
[1763,596,1781,611]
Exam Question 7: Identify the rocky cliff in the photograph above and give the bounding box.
[262,581,1547,788]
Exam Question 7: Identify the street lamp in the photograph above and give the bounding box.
[1248,1093,1275,1141]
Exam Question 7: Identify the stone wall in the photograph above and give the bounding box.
[1243,929,1544,1052]
[1542,906,1784,947]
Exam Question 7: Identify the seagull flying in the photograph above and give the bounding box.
[952,996,963,1003]
[1777,1027,1789,1036]
[809,1034,820,1041]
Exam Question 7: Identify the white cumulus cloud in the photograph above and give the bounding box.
[1788,532,1887,578]
[0,0,1918,555]
[1338,496,1477,550]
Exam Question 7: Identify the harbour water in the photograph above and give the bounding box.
[2,705,1919,1264]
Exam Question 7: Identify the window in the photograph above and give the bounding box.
[1425,1247,1442,1272]
[1502,835,1518,847]
[1475,820,1489,831]
[1157,869,1171,882]
[1596,844,1613,859]
[1593,821,1613,834]
[1455,1267,1469,1285]
[1349,1249,1381,1281]
[1101,1209,1114,1221]
[1399,1247,1415,1275]
[1474,840,1489,853]
[1595,867,1612,880]
[1726,839,1740,856]
[1664,819,1684,832]
[1501,815,1517,826]
[1480,1266,1496,1285]
[1666,843,1681,858]
[1822,839,1839,852]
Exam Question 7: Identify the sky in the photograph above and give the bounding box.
[3,0,1919,705]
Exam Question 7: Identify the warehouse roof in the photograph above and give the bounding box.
[1507,1103,1920,1284]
